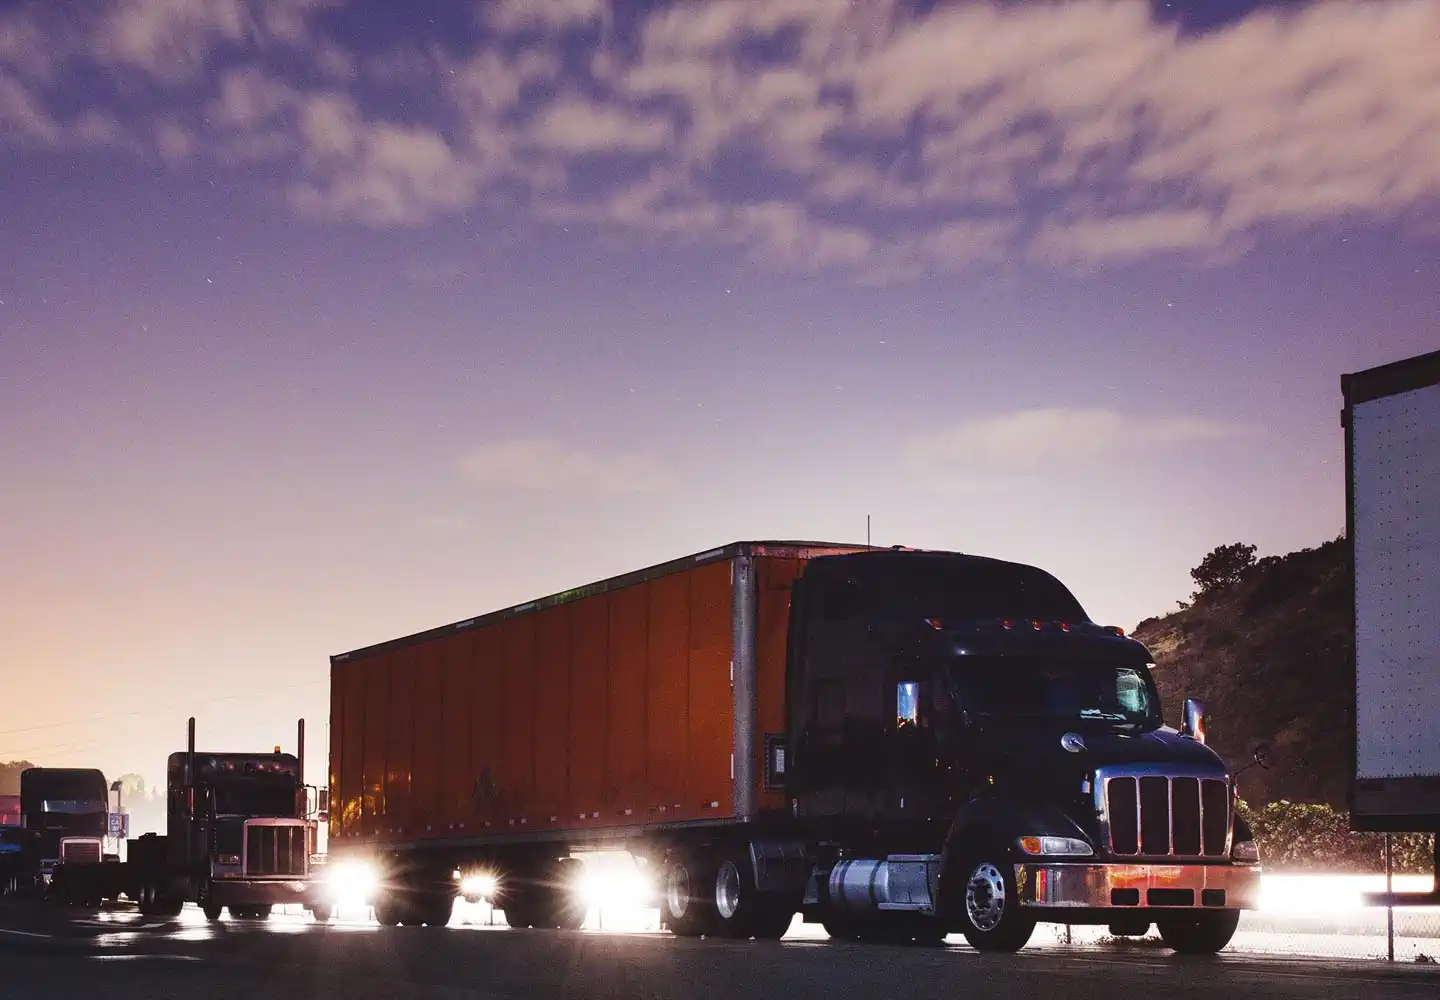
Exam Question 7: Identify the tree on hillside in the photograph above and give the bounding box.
[1191,542,1258,598]
[1,760,38,796]
[114,772,167,837]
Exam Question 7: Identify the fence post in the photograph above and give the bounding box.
[1385,833,1394,962]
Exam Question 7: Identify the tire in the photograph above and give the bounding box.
[1156,910,1241,954]
[372,896,403,926]
[418,891,455,928]
[661,855,718,937]
[952,851,1036,953]
[309,903,335,923]
[549,859,587,931]
[500,873,554,929]
[203,903,224,921]
[710,851,790,940]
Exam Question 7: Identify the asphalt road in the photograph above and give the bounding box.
[3,904,1439,1000]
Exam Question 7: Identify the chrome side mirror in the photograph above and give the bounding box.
[1181,698,1206,743]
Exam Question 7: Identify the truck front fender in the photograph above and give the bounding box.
[936,793,1094,917]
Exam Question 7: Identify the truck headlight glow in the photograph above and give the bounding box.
[1019,836,1094,857]
[1231,839,1260,863]
[573,866,654,909]
[324,859,378,902]
[460,872,498,902]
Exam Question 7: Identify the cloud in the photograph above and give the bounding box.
[527,98,674,155]
[90,0,338,81]
[904,407,1246,493]
[3,0,1440,277]
[286,93,488,226]
[486,0,610,33]
[459,439,675,498]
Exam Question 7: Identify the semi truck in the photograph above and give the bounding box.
[1342,348,1440,905]
[18,767,114,873]
[326,541,1263,952]
[48,719,327,920]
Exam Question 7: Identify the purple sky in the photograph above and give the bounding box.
[2,0,1437,789]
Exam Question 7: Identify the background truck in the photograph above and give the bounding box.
[52,719,326,920]
[19,767,113,870]
[327,541,1263,952]
[1342,348,1440,906]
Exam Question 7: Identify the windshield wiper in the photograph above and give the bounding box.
[1079,709,1130,721]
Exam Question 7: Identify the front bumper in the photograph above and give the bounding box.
[1015,862,1261,910]
[209,878,311,907]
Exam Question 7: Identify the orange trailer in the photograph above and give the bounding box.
[328,542,862,851]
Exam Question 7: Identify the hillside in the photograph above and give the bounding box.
[1132,537,1352,808]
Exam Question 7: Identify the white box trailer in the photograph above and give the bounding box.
[1341,348,1440,906]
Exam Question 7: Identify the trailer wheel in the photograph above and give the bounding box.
[1155,910,1240,954]
[549,858,587,931]
[661,855,718,937]
[372,896,403,926]
[415,889,454,928]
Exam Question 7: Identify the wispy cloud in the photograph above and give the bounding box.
[904,407,1247,494]
[458,439,675,498]
[3,0,1438,277]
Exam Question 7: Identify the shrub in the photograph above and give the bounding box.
[1238,799,1435,874]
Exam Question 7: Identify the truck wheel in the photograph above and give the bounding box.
[203,903,223,921]
[372,896,403,926]
[711,852,791,940]
[549,859,587,931]
[662,855,718,937]
[1155,910,1241,954]
[417,890,455,928]
[954,853,1035,953]
[499,875,549,929]
[309,903,336,923]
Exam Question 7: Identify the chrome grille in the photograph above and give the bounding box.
[60,838,102,865]
[1100,769,1230,859]
[244,824,307,876]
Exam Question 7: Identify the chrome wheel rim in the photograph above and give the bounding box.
[715,860,742,920]
[965,862,1006,932]
[665,863,691,920]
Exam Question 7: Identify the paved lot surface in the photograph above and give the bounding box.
[3,903,1440,1000]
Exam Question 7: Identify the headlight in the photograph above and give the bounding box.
[1018,836,1094,857]
[460,873,498,901]
[573,866,654,907]
[324,860,378,899]
[1231,839,1260,863]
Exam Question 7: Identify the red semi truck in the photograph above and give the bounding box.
[324,541,1263,951]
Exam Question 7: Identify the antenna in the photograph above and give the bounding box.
[866,514,872,548]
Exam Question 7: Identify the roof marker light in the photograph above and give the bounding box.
[926,618,943,629]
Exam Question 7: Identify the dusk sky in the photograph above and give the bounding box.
[2,0,1437,791]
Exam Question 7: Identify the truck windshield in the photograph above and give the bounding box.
[947,658,1162,727]
[213,785,298,818]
